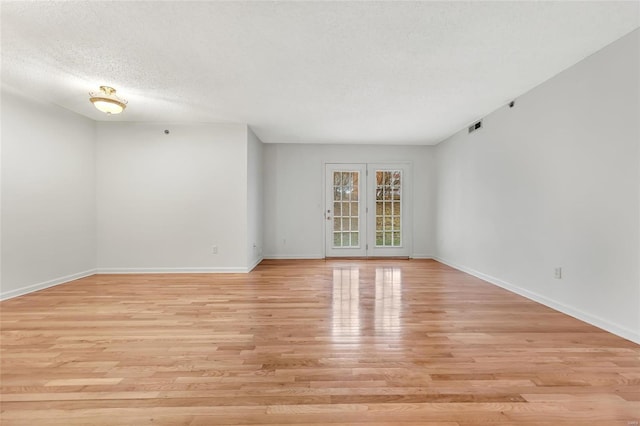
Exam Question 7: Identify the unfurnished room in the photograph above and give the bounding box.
[1,1,639,425]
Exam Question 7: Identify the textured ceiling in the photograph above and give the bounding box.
[2,1,638,145]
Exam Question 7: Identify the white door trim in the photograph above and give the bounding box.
[366,163,412,258]
[324,163,367,257]
[323,161,413,258]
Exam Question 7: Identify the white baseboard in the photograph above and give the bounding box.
[265,254,435,260]
[247,256,264,272]
[435,257,640,345]
[97,266,251,274]
[1,269,97,301]
[263,254,325,260]
[411,254,434,259]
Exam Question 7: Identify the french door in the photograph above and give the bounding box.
[325,163,411,257]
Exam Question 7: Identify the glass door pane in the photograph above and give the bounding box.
[332,171,360,248]
[375,170,402,247]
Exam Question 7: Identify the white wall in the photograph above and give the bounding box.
[1,88,96,299]
[435,29,640,343]
[263,143,436,258]
[247,127,264,269]
[96,122,250,272]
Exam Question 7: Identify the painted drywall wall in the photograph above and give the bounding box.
[247,127,264,269]
[263,143,436,258]
[435,29,640,343]
[96,122,250,272]
[1,88,96,299]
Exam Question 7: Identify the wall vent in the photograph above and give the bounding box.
[468,120,483,134]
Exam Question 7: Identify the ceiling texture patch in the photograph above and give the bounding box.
[1,1,638,145]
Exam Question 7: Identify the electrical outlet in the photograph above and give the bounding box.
[212,245,218,254]
[554,267,562,279]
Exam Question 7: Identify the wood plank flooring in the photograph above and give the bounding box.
[1,259,639,425]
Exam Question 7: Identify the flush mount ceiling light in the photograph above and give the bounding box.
[89,86,127,114]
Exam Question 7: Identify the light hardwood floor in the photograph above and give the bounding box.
[1,259,638,425]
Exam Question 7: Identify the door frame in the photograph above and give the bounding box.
[366,163,413,258]
[324,163,367,257]
[323,161,413,258]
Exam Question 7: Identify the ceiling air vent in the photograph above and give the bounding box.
[468,120,483,134]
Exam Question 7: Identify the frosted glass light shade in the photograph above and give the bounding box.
[89,86,127,114]
[92,99,125,114]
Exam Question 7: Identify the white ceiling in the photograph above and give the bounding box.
[2,1,638,145]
